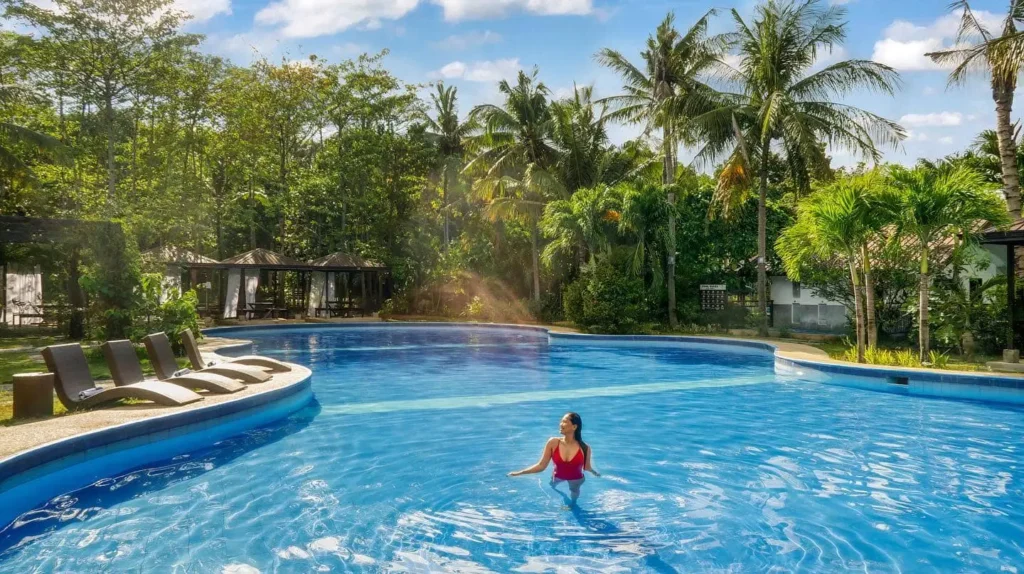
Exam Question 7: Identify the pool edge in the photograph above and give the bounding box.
[0,359,313,529]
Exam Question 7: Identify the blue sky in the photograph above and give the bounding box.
[174,0,1016,168]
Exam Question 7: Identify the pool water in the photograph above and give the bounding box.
[1,326,1023,572]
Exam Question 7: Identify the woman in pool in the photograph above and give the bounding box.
[508,412,599,504]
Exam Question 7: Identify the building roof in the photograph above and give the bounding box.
[220,248,305,268]
[309,251,386,270]
[141,245,218,265]
[981,219,1024,245]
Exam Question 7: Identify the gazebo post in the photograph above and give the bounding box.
[1008,244,1017,353]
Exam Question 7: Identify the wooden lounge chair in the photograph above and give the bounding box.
[41,343,202,410]
[102,339,245,395]
[144,332,270,384]
[181,329,292,374]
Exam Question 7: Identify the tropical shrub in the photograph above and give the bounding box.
[563,251,651,333]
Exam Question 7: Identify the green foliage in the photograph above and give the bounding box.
[156,290,201,353]
[562,250,651,333]
[79,227,142,340]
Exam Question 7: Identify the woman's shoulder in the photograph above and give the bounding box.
[546,437,561,447]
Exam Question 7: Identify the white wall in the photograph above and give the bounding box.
[770,276,843,306]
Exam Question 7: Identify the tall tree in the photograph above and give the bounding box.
[701,0,903,335]
[888,164,1009,361]
[420,82,474,253]
[467,69,561,301]
[7,0,195,206]
[776,173,891,361]
[927,0,1024,218]
[597,11,723,328]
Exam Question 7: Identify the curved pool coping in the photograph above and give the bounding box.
[2,321,1022,534]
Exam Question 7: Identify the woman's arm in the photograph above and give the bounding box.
[508,439,556,476]
[585,446,600,476]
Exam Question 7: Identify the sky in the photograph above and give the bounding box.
[150,0,1022,167]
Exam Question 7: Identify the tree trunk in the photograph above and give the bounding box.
[861,243,877,348]
[530,220,541,302]
[918,246,931,362]
[663,126,677,328]
[993,84,1021,218]
[848,258,866,363]
[248,175,256,250]
[442,169,449,254]
[757,144,770,336]
[105,94,117,205]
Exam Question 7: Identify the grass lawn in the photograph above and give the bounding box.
[0,346,188,426]
[0,334,62,350]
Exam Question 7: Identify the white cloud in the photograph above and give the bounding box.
[173,0,231,23]
[812,45,848,69]
[899,111,963,127]
[430,0,592,21]
[433,58,521,82]
[906,130,929,142]
[871,9,1003,71]
[939,136,955,144]
[432,30,502,50]
[255,0,418,38]
[255,0,591,38]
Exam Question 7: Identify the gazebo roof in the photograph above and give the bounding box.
[309,251,387,271]
[220,248,305,268]
[142,245,218,265]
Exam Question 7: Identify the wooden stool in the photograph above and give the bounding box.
[13,372,54,418]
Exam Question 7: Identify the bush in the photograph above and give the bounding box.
[157,290,201,354]
[562,252,651,333]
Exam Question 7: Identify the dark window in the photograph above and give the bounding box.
[969,278,982,296]
[792,281,801,298]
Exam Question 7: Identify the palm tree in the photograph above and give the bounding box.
[467,69,560,301]
[597,10,724,328]
[776,175,882,362]
[420,82,475,253]
[927,0,1024,218]
[619,182,669,287]
[550,84,610,193]
[700,0,903,336]
[541,184,620,267]
[888,164,1010,361]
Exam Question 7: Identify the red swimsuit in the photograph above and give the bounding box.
[552,442,585,480]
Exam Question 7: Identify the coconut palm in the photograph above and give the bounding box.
[596,10,724,328]
[888,164,1010,361]
[419,83,475,252]
[777,175,884,362]
[466,69,561,300]
[550,84,610,194]
[699,0,904,336]
[927,0,1024,218]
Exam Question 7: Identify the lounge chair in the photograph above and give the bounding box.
[181,328,292,374]
[41,343,202,410]
[144,332,270,384]
[102,339,245,395]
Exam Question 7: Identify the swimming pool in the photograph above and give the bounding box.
[1,325,1022,572]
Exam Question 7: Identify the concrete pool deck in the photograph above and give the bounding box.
[0,336,309,460]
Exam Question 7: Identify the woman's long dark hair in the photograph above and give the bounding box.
[566,412,588,462]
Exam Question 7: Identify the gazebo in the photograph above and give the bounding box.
[306,251,390,318]
[140,246,218,305]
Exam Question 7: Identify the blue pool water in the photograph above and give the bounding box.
[1,325,1023,572]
